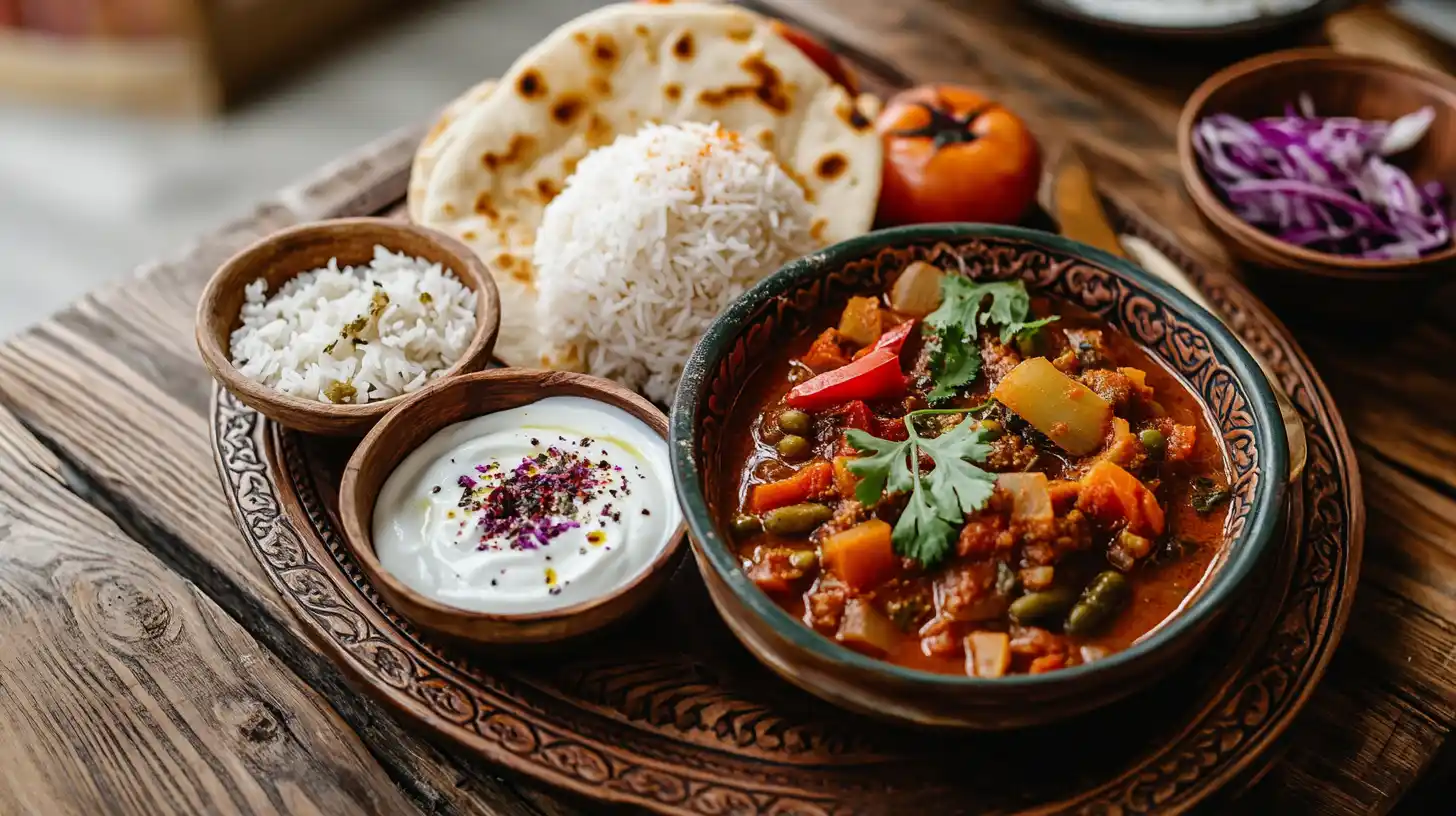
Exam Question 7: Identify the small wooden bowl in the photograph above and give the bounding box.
[337,369,687,646]
[1177,48,1456,322]
[196,218,501,436]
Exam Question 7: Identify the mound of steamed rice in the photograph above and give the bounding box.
[532,122,818,404]
[229,246,476,404]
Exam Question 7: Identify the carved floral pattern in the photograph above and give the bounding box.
[211,218,1359,815]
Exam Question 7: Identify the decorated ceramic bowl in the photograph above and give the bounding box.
[670,224,1288,729]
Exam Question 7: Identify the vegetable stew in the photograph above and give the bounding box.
[718,263,1231,677]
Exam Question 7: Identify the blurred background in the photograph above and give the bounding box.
[0,0,1453,339]
[0,0,606,336]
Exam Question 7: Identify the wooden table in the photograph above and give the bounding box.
[2,1,1453,813]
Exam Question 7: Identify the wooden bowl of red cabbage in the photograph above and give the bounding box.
[1177,48,1456,322]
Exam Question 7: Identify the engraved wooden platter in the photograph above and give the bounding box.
[209,201,1363,815]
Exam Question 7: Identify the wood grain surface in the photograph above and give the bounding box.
[0,403,418,815]
[0,0,1451,813]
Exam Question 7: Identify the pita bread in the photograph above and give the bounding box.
[407,79,498,224]
[417,2,882,367]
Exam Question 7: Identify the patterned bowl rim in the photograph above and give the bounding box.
[670,223,1289,690]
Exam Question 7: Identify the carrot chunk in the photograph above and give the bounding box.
[748,460,834,514]
[1077,460,1165,536]
[821,519,897,590]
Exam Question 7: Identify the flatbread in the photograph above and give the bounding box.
[407,78,498,224]
[417,2,882,367]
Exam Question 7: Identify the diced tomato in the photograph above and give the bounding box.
[748,460,835,514]
[801,328,850,371]
[873,415,910,441]
[835,400,873,433]
[787,348,906,411]
[831,401,909,456]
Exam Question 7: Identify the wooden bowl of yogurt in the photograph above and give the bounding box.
[338,369,687,644]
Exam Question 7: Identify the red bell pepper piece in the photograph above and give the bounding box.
[874,319,917,354]
[787,348,906,412]
[852,318,918,361]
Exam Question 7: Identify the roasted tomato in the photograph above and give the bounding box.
[875,84,1041,226]
[769,21,858,93]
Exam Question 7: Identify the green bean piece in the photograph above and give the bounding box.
[1139,428,1165,455]
[788,550,818,570]
[776,434,811,460]
[730,514,762,537]
[762,503,834,536]
[1065,571,1132,636]
[778,409,812,435]
[977,418,1004,440]
[1007,586,1077,625]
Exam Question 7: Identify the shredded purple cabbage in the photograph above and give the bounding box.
[1193,94,1451,260]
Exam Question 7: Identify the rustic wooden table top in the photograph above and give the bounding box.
[2,1,1454,813]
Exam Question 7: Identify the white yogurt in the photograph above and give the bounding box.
[372,396,680,614]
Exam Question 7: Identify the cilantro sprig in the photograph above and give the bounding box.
[924,277,1057,404]
[845,407,997,567]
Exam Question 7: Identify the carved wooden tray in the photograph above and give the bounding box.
[209,202,1362,815]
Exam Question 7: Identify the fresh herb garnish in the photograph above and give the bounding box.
[846,407,997,567]
[923,277,1057,404]
[1190,477,1231,514]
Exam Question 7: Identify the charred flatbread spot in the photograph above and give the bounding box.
[510,266,534,284]
[590,76,613,97]
[462,230,478,242]
[585,114,613,148]
[481,134,536,170]
[517,69,547,100]
[755,128,774,148]
[697,54,791,115]
[494,252,516,271]
[836,96,872,131]
[561,155,581,177]
[728,26,753,42]
[572,32,589,45]
[536,178,560,203]
[590,34,618,68]
[664,83,682,102]
[810,218,827,242]
[816,152,848,181]
[673,33,694,60]
[474,193,499,220]
[441,202,458,217]
[552,95,587,126]
[633,24,649,37]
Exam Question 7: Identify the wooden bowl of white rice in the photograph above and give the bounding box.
[197,218,500,436]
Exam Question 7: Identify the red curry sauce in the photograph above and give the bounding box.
[716,273,1230,678]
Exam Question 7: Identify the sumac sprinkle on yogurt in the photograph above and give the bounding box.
[371,396,679,614]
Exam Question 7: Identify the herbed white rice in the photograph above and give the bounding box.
[532,122,818,404]
[229,246,476,404]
